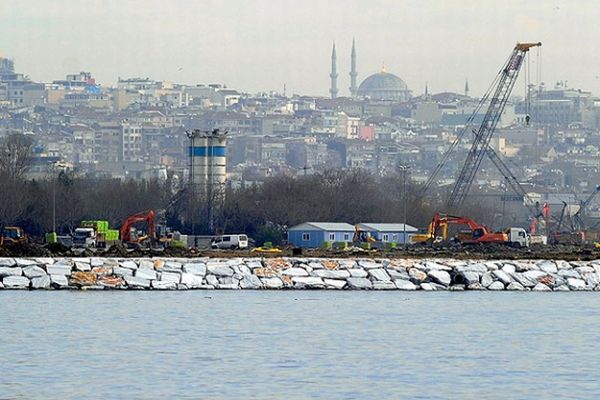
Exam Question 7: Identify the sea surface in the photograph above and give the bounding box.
[1,291,600,399]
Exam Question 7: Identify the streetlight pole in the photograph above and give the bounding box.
[398,165,411,251]
[48,162,57,234]
[52,174,56,233]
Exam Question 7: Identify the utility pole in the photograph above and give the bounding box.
[48,161,57,234]
[52,175,56,233]
[398,165,411,250]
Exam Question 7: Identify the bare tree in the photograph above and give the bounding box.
[0,134,34,179]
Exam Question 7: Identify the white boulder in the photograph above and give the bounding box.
[506,282,525,291]
[180,273,203,289]
[488,281,505,290]
[207,265,234,277]
[368,269,391,282]
[0,267,22,277]
[532,282,551,291]
[50,275,69,288]
[394,279,417,290]
[183,263,206,276]
[152,280,177,290]
[346,277,372,289]
[261,277,284,289]
[240,275,262,289]
[46,265,72,276]
[312,269,350,279]
[0,258,16,267]
[567,278,586,291]
[492,270,512,285]
[428,270,451,286]
[31,275,51,289]
[125,275,151,289]
[3,275,30,288]
[159,271,181,283]
[135,268,157,280]
[22,266,46,279]
[282,268,309,277]
[323,279,346,289]
[372,281,396,290]
[348,269,368,278]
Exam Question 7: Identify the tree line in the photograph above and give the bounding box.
[0,133,494,245]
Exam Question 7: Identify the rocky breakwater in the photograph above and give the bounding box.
[1,257,600,291]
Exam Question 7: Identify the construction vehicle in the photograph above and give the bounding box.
[72,227,98,248]
[411,217,449,244]
[427,213,529,248]
[0,226,28,246]
[121,210,156,248]
[549,186,600,245]
[72,220,120,248]
[352,224,377,247]
[211,234,249,250]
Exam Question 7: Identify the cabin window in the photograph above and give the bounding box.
[343,233,350,241]
[302,233,310,241]
[382,234,389,242]
[328,233,335,241]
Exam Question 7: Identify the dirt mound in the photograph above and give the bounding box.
[0,241,598,261]
[0,243,53,257]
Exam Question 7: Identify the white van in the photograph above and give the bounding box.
[211,234,249,250]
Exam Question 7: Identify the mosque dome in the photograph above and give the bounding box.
[357,69,411,101]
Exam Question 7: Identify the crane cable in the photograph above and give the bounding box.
[421,58,508,194]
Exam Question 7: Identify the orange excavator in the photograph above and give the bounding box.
[417,212,529,247]
[120,210,156,247]
[429,213,508,244]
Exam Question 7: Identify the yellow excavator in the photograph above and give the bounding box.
[0,226,28,246]
[410,217,448,244]
[352,225,377,245]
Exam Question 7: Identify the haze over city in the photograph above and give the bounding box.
[4,2,600,399]
[2,0,600,96]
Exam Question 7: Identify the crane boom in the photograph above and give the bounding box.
[446,42,541,210]
[483,145,541,219]
[571,185,600,231]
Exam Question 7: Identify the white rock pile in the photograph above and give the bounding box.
[0,257,599,291]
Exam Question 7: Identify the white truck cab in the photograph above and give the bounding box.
[72,228,97,248]
[505,227,530,248]
[211,234,249,250]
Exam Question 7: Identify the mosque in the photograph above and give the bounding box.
[330,40,412,102]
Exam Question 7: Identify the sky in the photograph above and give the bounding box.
[1,0,599,97]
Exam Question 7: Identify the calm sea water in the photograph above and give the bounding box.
[1,291,600,399]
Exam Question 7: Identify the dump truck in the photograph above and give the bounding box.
[73,220,119,248]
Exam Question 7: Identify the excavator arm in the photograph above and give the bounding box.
[120,210,156,244]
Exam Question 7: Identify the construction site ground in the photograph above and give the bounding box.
[1,242,599,261]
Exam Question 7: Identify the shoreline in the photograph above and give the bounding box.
[1,257,600,291]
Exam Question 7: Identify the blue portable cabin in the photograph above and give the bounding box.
[357,223,418,244]
[287,222,356,248]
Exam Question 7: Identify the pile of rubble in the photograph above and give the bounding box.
[1,257,600,291]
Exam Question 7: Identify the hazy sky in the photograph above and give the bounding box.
[1,0,599,97]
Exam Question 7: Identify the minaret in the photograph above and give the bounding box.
[349,38,357,97]
[425,82,429,96]
[329,42,338,99]
[464,78,469,97]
